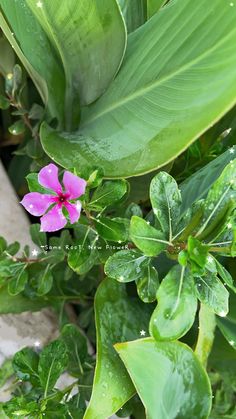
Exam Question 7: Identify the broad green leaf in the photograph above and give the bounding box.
[37,265,53,296]
[94,217,129,242]
[150,172,181,240]
[38,339,68,396]
[136,265,159,303]
[117,0,147,33]
[42,0,236,177]
[0,35,15,76]
[0,94,10,110]
[104,249,150,283]
[180,147,236,213]
[13,348,39,384]
[214,258,236,292]
[187,236,208,274]
[0,285,48,314]
[195,273,229,317]
[196,159,236,240]
[8,120,25,135]
[26,0,126,127]
[130,216,167,256]
[68,226,98,274]
[115,339,212,419]
[0,0,66,125]
[150,265,197,341]
[7,241,20,256]
[61,324,88,377]
[84,278,151,419]
[8,267,28,296]
[89,180,128,211]
[147,0,167,18]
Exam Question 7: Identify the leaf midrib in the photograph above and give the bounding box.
[82,20,236,128]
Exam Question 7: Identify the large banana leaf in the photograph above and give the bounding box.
[147,0,167,18]
[26,0,127,129]
[0,0,66,126]
[42,0,236,178]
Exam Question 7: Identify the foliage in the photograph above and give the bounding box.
[1,1,236,418]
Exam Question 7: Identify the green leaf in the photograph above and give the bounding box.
[196,159,236,240]
[147,0,167,18]
[150,172,182,240]
[83,278,151,419]
[115,339,212,419]
[130,216,167,256]
[88,180,128,211]
[117,0,147,33]
[150,265,197,341]
[3,397,39,418]
[0,0,66,126]
[105,249,150,283]
[13,347,39,384]
[94,217,129,242]
[0,284,48,314]
[61,324,87,377]
[8,267,28,296]
[217,316,236,350]
[214,258,236,292]
[0,94,10,110]
[42,0,236,177]
[26,0,126,128]
[180,147,236,213]
[38,339,68,397]
[7,241,20,255]
[30,223,47,247]
[37,265,53,296]
[26,173,50,194]
[68,227,98,275]
[195,273,229,317]
[136,265,159,303]
[0,237,7,254]
[187,236,208,274]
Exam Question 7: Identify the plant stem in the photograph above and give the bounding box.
[195,304,216,368]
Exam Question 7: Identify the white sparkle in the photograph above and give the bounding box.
[32,249,38,257]
[36,0,43,7]
[12,129,16,134]
[6,73,13,80]
[118,240,122,244]
[119,276,124,281]
[230,2,234,6]
[207,255,213,263]
[227,223,232,229]
[229,340,235,346]
[147,221,150,225]
[218,311,227,318]
[48,169,52,173]
[29,204,34,208]
[153,209,158,215]
[229,146,235,153]
[140,330,146,336]
[95,236,99,241]
[34,340,41,347]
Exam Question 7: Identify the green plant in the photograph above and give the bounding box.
[1,1,236,418]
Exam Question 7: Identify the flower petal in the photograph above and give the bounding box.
[40,205,67,232]
[38,163,62,194]
[20,193,55,216]
[64,201,82,224]
[63,171,86,199]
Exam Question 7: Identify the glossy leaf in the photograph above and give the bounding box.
[214,258,236,292]
[0,0,66,125]
[84,278,151,419]
[136,265,159,303]
[61,323,88,377]
[68,226,98,275]
[150,265,197,341]
[38,339,68,396]
[93,217,129,242]
[30,223,47,247]
[42,0,236,177]
[26,0,126,126]
[130,216,167,256]
[8,267,28,296]
[150,172,181,240]
[115,338,212,419]
[13,348,39,384]
[36,266,53,296]
[180,147,236,213]
[187,236,208,274]
[118,0,146,33]
[0,285,48,314]
[195,273,229,317]
[89,180,128,211]
[105,249,149,283]
[217,316,236,351]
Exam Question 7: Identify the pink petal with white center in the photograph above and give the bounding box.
[38,163,62,194]
[20,193,56,216]
[64,201,82,224]
[63,171,86,199]
[40,205,67,232]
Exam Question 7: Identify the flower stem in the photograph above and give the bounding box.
[195,304,216,368]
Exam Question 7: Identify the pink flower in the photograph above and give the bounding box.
[20,163,86,232]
